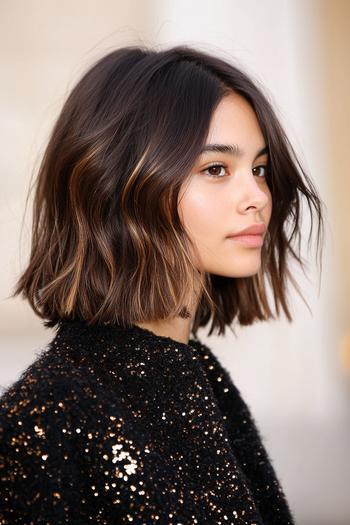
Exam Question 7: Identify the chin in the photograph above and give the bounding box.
[217,259,262,277]
[199,251,263,277]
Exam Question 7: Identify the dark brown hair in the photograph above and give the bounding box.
[10,44,325,338]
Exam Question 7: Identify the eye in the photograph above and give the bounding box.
[202,163,228,178]
[201,162,270,179]
[253,165,269,178]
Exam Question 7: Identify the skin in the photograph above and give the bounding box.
[135,91,272,344]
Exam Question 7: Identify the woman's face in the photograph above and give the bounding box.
[178,91,272,277]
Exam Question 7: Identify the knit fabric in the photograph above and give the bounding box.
[0,318,296,524]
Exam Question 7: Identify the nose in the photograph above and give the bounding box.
[236,172,270,213]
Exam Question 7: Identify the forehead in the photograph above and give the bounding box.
[206,92,265,146]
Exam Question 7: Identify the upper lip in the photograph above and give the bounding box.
[227,223,266,237]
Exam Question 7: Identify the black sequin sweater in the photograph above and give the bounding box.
[0,319,296,524]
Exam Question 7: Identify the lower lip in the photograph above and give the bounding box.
[227,234,264,247]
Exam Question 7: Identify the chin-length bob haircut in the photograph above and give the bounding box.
[11,44,325,338]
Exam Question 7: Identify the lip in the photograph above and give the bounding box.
[227,223,266,237]
[227,234,264,247]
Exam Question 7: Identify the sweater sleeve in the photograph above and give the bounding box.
[0,366,132,524]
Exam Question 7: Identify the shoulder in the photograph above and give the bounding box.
[0,332,113,423]
[0,334,141,522]
[0,329,140,450]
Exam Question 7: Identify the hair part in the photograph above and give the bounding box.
[10,44,325,338]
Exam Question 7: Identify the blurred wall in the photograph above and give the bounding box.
[317,0,350,361]
[0,1,349,523]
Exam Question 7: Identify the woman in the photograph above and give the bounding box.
[0,44,324,524]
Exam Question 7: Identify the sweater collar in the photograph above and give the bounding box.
[55,317,205,353]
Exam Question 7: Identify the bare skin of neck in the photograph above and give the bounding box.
[134,315,194,345]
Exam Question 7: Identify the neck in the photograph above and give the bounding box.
[134,315,194,345]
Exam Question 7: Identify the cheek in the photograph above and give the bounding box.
[178,184,225,241]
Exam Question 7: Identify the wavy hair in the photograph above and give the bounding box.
[10,44,325,338]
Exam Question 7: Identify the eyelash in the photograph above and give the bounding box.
[202,162,270,179]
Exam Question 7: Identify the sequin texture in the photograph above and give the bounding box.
[0,319,296,524]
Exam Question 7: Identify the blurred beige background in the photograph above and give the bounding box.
[1,1,349,523]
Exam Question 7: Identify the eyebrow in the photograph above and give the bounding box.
[199,143,269,161]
